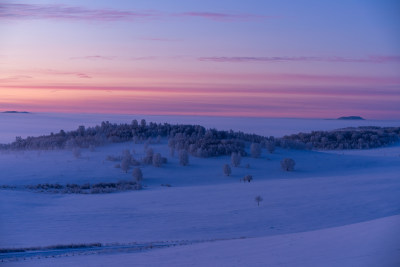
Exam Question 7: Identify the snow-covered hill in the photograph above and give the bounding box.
[0,114,399,266]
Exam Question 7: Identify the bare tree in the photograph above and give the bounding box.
[255,195,263,206]
[223,164,232,176]
[281,158,295,171]
[132,167,143,182]
[152,152,162,167]
[179,150,189,166]
[231,152,241,167]
[250,143,261,158]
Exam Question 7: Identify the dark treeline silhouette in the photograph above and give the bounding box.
[279,126,400,150]
[1,119,264,157]
[24,180,141,194]
[1,120,399,154]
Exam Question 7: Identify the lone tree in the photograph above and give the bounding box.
[250,143,261,158]
[223,164,232,176]
[152,152,162,167]
[255,195,263,206]
[231,152,241,167]
[281,158,295,171]
[179,150,189,166]
[132,167,143,182]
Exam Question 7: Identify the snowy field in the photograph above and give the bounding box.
[4,215,399,267]
[0,113,399,266]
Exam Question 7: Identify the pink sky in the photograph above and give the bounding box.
[1,1,399,119]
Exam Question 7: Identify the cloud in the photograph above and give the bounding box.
[130,56,158,61]
[0,3,157,21]
[0,3,266,22]
[44,69,91,78]
[0,75,32,83]
[70,55,115,60]
[177,12,268,21]
[198,55,400,64]
[140,37,180,42]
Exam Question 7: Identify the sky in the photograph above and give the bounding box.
[0,0,399,119]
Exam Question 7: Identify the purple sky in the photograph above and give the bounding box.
[1,0,399,118]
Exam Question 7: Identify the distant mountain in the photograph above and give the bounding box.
[337,116,365,120]
[2,111,31,114]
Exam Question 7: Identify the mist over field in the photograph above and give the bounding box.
[1,113,399,266]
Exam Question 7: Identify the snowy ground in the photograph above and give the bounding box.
[4,215,399,267]
[0,114,399,266]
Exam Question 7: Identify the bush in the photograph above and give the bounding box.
[132,167,143,182]
[223,164,232,176]
[281,158,295,171]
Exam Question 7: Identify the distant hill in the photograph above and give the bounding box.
[2,111,31,114]
[337,116,364,120]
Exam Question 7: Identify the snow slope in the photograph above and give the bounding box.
[5,215,399,267]
[1,148,399,248]
[0,114,399,266]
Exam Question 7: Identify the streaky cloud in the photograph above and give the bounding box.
[0,3,266,22]
[0,75,33,83]
[0,3,157,21]
[44,69,91,79]
[177,12,268,21]
[198,55,400,64]
[140,37,181,42]
[70,55,115,60]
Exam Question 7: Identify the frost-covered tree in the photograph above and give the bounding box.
[121,150,133,173]
[122,149,132,161]
[281,158,295,171]
[250,143,261,158]
[231,152,241,167]
[266,141,275,153]
[131,119,139,128]
[132,167,143,182]
[140,119,146,128]
[152,152,162,167]
[255,195,263,206]
[179,150,189,166]
[223,164,232,176]
[121,157,130,173]
[142,148,154,164]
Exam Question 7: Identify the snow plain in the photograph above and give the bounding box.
[0,113,399,266]
[5,215,399,267]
